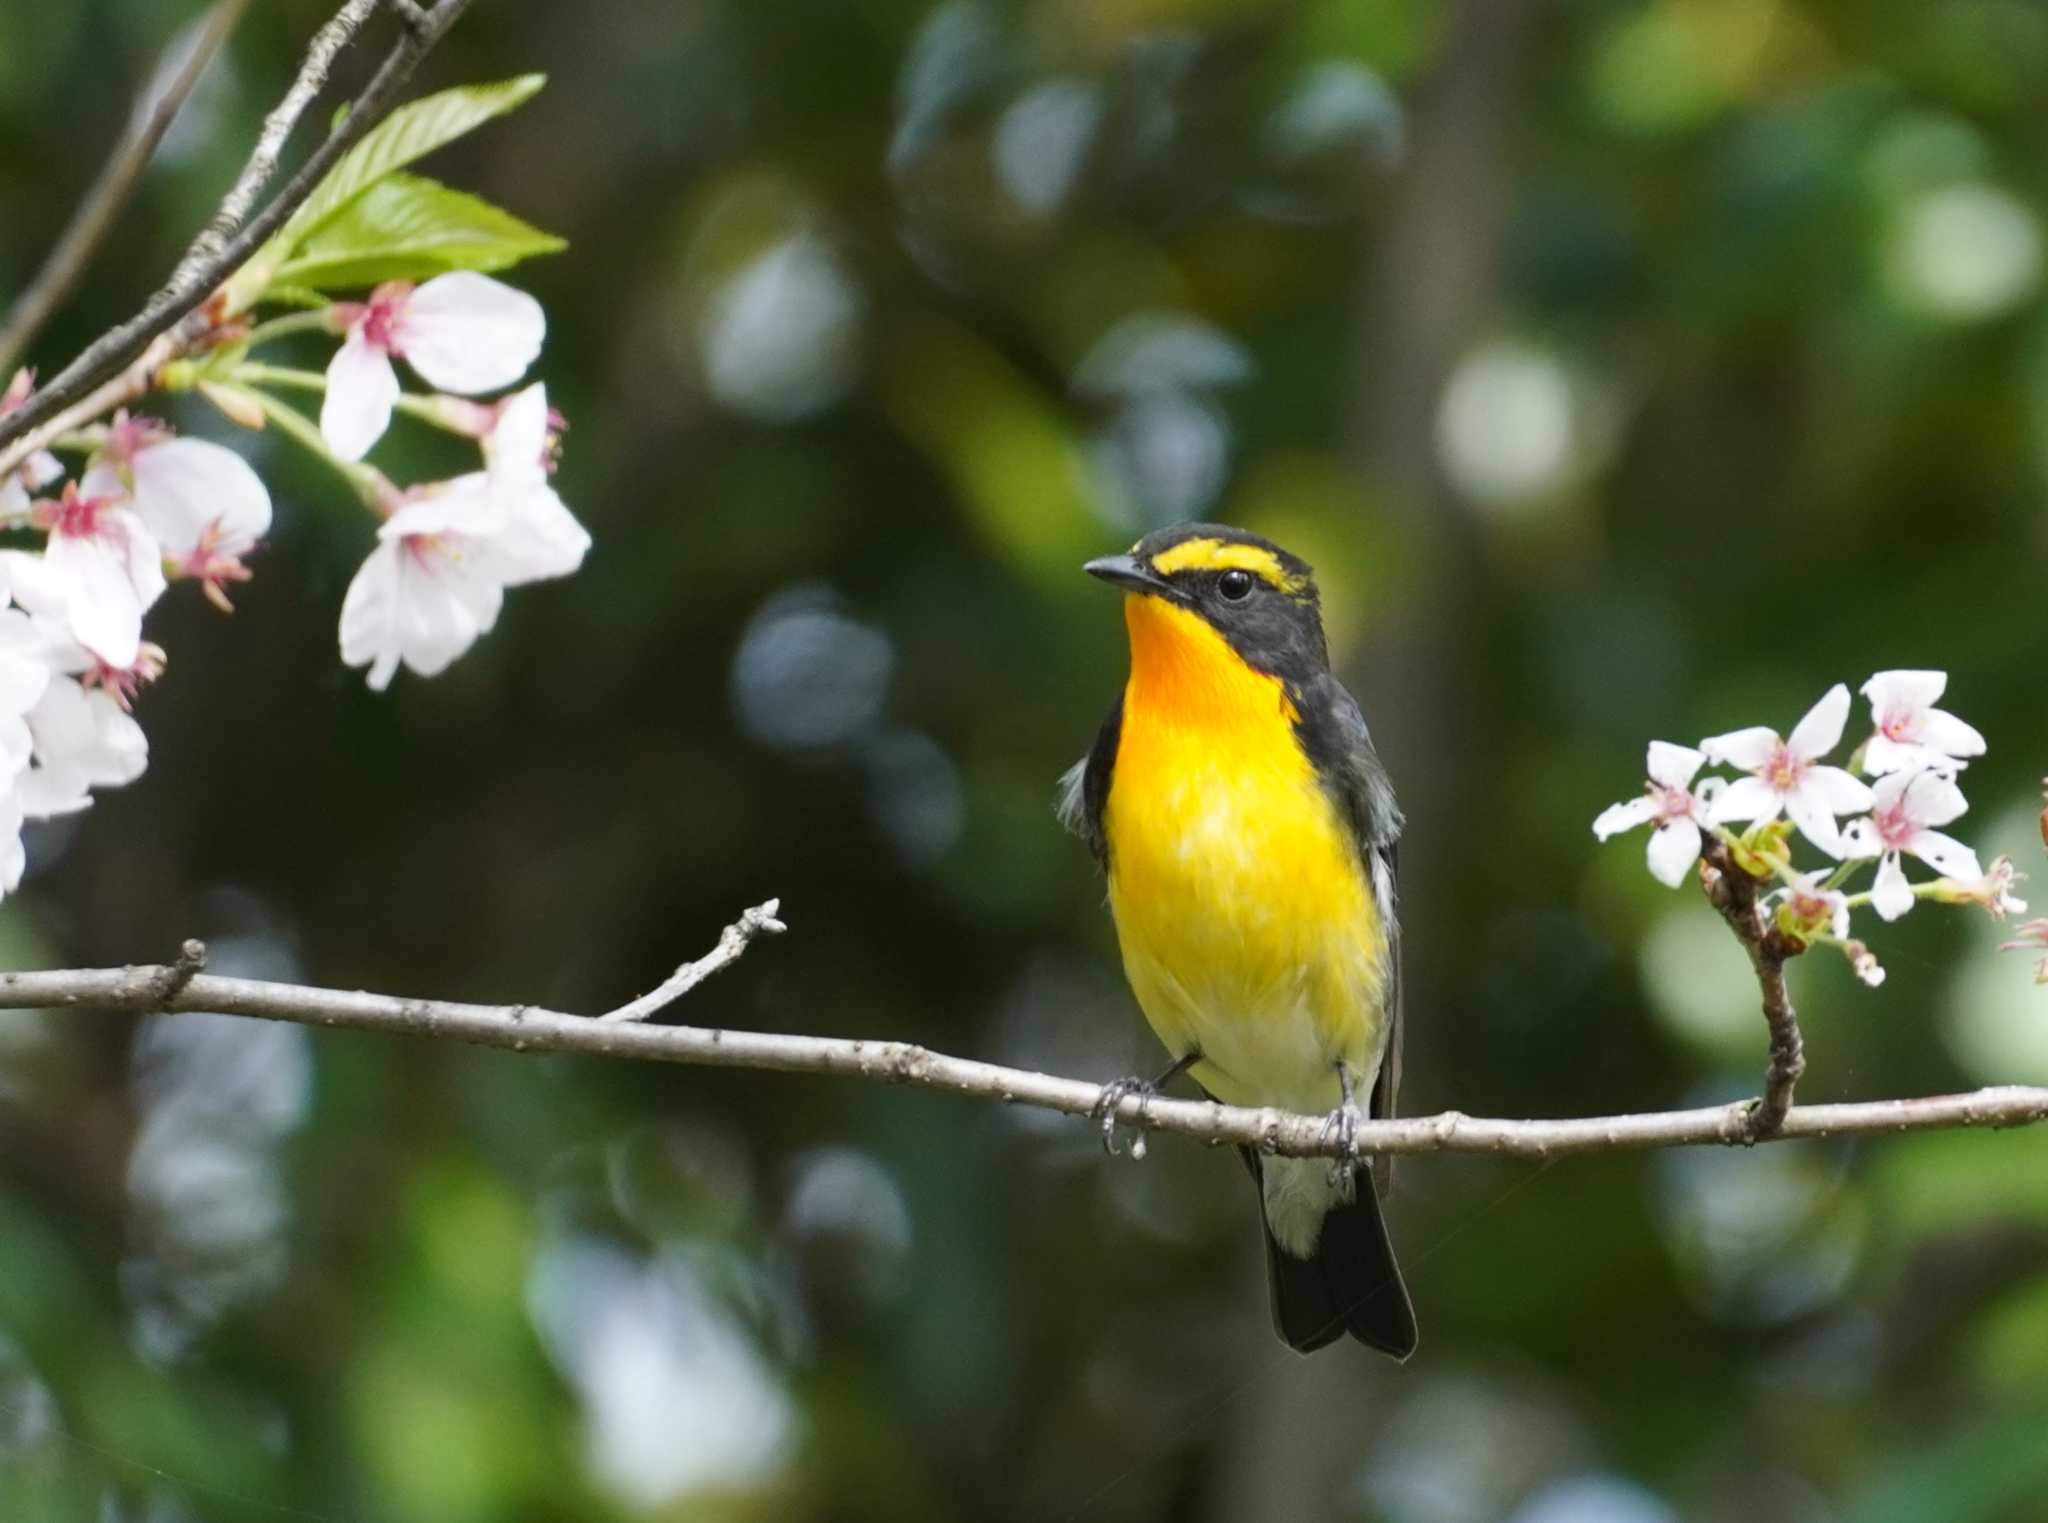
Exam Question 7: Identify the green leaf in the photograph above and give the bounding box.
[230,75,545,309]
[273,173,565,291]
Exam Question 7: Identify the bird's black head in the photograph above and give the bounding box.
[1084,522,1329,681]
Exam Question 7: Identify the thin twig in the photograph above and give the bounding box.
[0,0,475,469]
[168,0,382,291]
[0,920,2042,1160]
[1699,836,1807,1140]
[0,0,254,377]
[601,900,787,1023]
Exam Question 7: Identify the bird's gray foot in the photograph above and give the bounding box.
[1319,1058,1367,1188]
[1092,1050,1199,1160]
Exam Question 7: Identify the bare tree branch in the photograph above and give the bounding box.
[0,0,254,377]
[0,0,474,471]
[1,907,2043,1160]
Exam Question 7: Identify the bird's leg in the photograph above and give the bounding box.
[1319,1058,1366,1188]
[1093,1049,1200,1159]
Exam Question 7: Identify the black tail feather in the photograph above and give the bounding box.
[1242,1149,1417,1358]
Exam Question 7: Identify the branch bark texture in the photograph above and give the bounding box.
[0,0,472,470]
[1,910,2042,1162]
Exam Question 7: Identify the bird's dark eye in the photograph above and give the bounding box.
[1217,569,1255,602]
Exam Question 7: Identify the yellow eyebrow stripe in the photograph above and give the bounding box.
[1146,537,1304,591]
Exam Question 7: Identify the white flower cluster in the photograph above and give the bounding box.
[1594,671,2022,988]
[319,273,589,691]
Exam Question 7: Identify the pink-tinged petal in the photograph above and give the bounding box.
[1708,775,1780,824]
[1804,765,1874,816]
[1861,669,1946,716]
[1919,708,1986,759]
[321,333,400,461]
[44,533,144,666]
[1908,828,1982,883]
[339,539,407,691]
[1786,683,1851,761]
[480,482,589,585]
[397,273,545,394]
[1902,772,1968,829]
[127,438,272,556]
[379,476,497,541]
[1646,817,1702,887]
[1783,788,1845,858]
[1593,796,1656,840]
[1700,726,1778,771]
[22,450,61,490]
[1645,741,1705,790]
[77,461,125,502]
[1871,852,1914,921]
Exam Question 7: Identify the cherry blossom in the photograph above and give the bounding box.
[1702,684,1872,857]
[1940,855,2028,919]
[339,385,589,690]
[1592,741,1713,887]
[0,369,61,520]
[1859,669,1985,776]
[320,273,546,461]
[20,480,165,668]
[81,415,272,611]
[1841,768,1981,921]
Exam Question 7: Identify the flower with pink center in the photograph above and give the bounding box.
[1702,684,1873,858]
[1858,669,1985,776]
[338,385,589,690]
[21,479,165,667]
[1841,768,1981,921]
[1775,871,1851,943]
[1937,854,2028,920]
[1592,740,1713,887]
[80,413,271,611]
[320,272,546,461]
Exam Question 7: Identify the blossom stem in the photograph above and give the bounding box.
[1708,824,1806,892]
[229,384,384,509]
[1840,880,1950,913]
[47,428,109,454]
[241,310,336,348]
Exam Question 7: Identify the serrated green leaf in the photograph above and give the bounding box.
[273,173,565,290]
[231,76,545,309]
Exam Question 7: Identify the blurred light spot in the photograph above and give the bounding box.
[1073,312,1252,399]
[1507,1474,1678,1523]
[1640,904,1761,1055]
[0,1333,56,1453]
[1266,60,1404,169]
[783,1146,913,1307]
[1092,391,1232,526]
[124,930,310,1359]
[1943,797,2048,1083]
[993,78,1101,215]
[861,728,964,866]
[1436,342,1602,510]
[1363,1372,1586,1523]
[1655,1113,1863,1323]
[701,234,864,421]
[1587,0,1789,139]
[529,1237,795,1509]
[1860,113,1993,201]
[890,0,1003,174]
[1885,182,2042,323]
[731,585,893,751]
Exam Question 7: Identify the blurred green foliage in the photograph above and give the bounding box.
[5,0,2048,1518]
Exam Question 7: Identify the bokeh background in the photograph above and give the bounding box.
[5,0,2048,1518]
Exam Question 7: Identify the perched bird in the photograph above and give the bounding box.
[1060,522,1416,1358]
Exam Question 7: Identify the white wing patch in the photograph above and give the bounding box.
[1054,758,1089,838]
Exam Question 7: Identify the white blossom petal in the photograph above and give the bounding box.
[42,511,164,667]
[483,383,551,482]
[1783,787,1846,858]
[1786,683,1851,761]
[0,789,22,894]
[1909,828,1982,883]
[321,332,401,461]
[126,438,272,558]
[1902,772,1968,829]
[1871,852,1915,921]
[1919,708,1986,759]
[1862,669,1946,715]
[339,534,503,691]
[1646,817,1702,887]
[1593,796,1657,839]
[1862,734,1929,776]
[1805,765,1875,816]
[1699,726,1778,770]
[1709,775,1780,824]
[398,273,545,394]
[1645,741,1705,790]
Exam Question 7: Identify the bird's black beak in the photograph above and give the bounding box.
[1084,553,1171,596]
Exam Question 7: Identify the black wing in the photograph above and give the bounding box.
[1055,690,1123,870]
[1293,672,1404,1194]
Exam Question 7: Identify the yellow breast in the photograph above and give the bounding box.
[1102,595,1387,1111]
